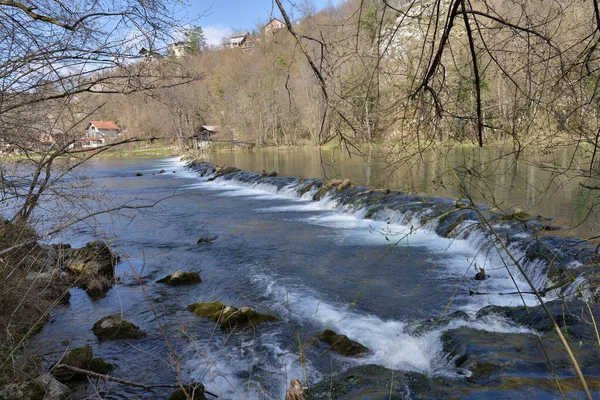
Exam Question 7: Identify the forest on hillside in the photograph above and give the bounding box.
[97,0,600,154]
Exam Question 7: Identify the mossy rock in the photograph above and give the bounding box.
[501,210,530,222]
[313,185,332,201]
[316,329,369,357]
[213,165,240,178]
[62,346,93,369]
[297,180,318,196]
[169,383,206,400]
[89,358,115,374]
[187,301,225,319]
[63,240,119,278]
[187,302,278,331]
[261,170,278,177]
[157,270,201,286]
[92,313,146,341]
[218,306,278,331]
[54,345,93,382]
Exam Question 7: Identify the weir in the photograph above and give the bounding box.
[187,159,600,304]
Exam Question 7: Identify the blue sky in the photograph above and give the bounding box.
[183,0,343,45]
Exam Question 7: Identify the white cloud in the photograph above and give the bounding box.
[203,25,233,46]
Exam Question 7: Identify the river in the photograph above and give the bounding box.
[34,152,599,399]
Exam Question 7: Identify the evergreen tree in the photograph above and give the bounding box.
[185,25,207,54]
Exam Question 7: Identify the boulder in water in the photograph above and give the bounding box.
[89,358,115,374]
[63,240,118,277]
[187,301,225,319]
[62,240,119,299]
[92,313,145,341]
[53,345,115,380]
[54,345,93,381]
[316,329,369,357]
[218,306,278,331]
[308,364,445,399]
[501,210,530,222]
[157,270,201,286]
[169,383,206,399]
[196,236,217,244]
[474,268,486,280]
[187,302,277,330]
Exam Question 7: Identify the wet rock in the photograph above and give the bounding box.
[92,313,145,341]
[157,270,201,286]
[63,240,118,277]
[475,299,594,334]
[54,345,115,381]
[211,165,240,179]
[312,179,353,201]
[187,301,225,318]
[89,358,115,374]
[501,210,530,222]
[261,170,278,177]
[441,323,600,383]
[474,268,486,280]
[218,306,278,331]
[187,302,277,330]
[30,374,69,400]
[136,172,143,176]
[62,240,119,299]
[316,329,369,357]
[296,180,319,196]
[308,364,444,399]
[61,345,93,369]
[196,236,217,244]
[54,345,92,382]
[169,383,206,400]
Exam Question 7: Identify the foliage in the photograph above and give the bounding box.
[185,25,207,54]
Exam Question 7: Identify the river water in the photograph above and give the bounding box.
[34,153,598,399]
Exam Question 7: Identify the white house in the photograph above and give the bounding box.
[168,41,189,58]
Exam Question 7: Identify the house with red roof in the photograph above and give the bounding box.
[81,120,122,149]
[85,120,122,139]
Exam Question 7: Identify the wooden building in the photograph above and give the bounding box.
[193,125,219,151]
[264,18,286,36]
[85,121,122,139]
[226,33,256,52]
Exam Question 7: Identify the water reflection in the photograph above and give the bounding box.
[205,146,600,239]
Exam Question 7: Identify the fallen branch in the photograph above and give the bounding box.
[54,364,218,397]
